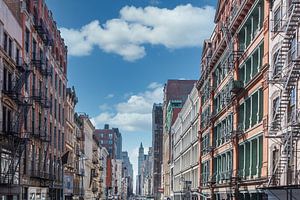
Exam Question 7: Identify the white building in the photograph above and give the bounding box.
[80,114,96,200]
[171,86,199,200]
[266,0,300,199]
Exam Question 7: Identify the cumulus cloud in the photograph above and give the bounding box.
[60,4,215,61]
[92,82,163,132]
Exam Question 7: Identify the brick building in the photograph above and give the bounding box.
[94,124,121,159]
[1,0,68,199]
[197,0,270,199]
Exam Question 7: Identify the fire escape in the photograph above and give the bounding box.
[267,1,300,187]
[29,4,54,186]
[0,58,32,188]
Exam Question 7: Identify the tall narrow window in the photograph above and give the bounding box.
[25,29,30,53]
[273,7,281,32]
[3,32,7,51]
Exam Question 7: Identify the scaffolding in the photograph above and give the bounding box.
[267,0,300,188]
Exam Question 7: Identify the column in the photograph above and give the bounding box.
[257,89,261,124]
[243,144,246,178]
[249,140,253,178]
[251,16,254,40]
[258,5,262,30]
[244,26,247,48]
[256,137,260,177]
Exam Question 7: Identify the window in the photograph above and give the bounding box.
[239,43,263,85]
[16,48,20,65]
[273,7,281,32]
[62,132,65,152]
[50,123,52,144]
[25,29,30,53]
[54,99,57,119]
[58,130,61,151]
[238,135,263,179]
[238,89,263,131]
[213,151,233,184]
[54,127,57,148]
[201,134,210,155]
[272,50,280,76]
[213,114,233,147]
[272,97,279,118]
[8,38,12,58]
[32,108,35,135]
[3,32,7,51]
[201,107,210,129]
[55,74,58,90]
[109,133,113,139]
[3,67,12,92]
[201,161,210,186]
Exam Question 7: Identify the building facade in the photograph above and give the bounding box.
[171,86,199,200]
[111,159,123,199]
[94,124,121,159]
[138,142,144,176]
[100,146,109,200]
[73,113,85,200]
[80,114,96,200]
[0,0,68,199]
[0,0,25,198]
[122,151,133,197]
[162,80,196,199]
[63,87,78,200]
[265,0,300,199]
[197,0,270,199]
[152,103,163,200]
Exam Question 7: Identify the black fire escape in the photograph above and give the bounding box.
[0,57,32,191]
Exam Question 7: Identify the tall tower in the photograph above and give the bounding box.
[138,142,144,175]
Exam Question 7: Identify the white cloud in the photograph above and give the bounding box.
[92,82,163,132]
[105,94,115,99]
[60,4,215,61]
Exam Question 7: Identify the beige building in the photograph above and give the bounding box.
[171,86,199,200]
[80,114,96,200]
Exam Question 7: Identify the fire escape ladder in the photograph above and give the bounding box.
[269,2,300,136]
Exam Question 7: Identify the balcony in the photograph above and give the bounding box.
[31,57,45,70]
[230,80,244,94]
[32,128,50,142]
[33,18,52,46]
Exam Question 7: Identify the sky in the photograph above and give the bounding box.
[45,0,217,190]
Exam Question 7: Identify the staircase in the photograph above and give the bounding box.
[269,1,300,136]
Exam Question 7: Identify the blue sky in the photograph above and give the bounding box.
[46,0,217,186]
